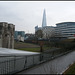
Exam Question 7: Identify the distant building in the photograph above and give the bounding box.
[35,25,39,32]
[35,9,75,40]
[42,26,55,39]
[0,22,15,48]
[42,9,47,27]
[35,9,55,39]
[14,31,25,42]
[54,27,62,37]
[35,26,42,32]
[56,22,75,38]
[35,26,55,39]
[25,33,35,40]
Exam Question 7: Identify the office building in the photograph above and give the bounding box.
[42,9,47,27]
[56,22,75,38]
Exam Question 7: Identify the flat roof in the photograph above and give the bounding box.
[56,22,75,25]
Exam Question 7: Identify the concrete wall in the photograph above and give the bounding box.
[0,39,2,47]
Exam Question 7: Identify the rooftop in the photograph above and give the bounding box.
[56,22,75,25]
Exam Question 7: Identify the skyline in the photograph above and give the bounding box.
[0,1,75,33]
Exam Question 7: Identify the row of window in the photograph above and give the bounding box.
[58,29,75,31]
[62,33,75,35]
[58,26,75,28]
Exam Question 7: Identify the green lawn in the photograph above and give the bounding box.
[14,41,52,52]
[63,63,75,74]
[17,46,52,52]
[14,42,40,48]
[18,47,40,52]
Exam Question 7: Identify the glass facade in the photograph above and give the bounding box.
[42,9,47,27]
[14,31,25,40]
[56,22,75,37]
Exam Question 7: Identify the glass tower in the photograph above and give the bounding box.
[42,9,47,27]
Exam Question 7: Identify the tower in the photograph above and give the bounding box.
[0,22,15,49]
[42,9,47,27]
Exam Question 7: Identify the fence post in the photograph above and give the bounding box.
[24,56,27,69]
[40,53,43,62]
[33,55,34,65]
[14,56,16,72]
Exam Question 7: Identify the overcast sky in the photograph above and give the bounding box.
[0,1,75,33]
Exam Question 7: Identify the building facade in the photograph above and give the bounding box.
[0,22,15,48]
[14,31,25,42]
[35,26,55,39]
[42,26,55,39]
[25,33,35,40]
[56,22,75,38]
[42,9,47,27]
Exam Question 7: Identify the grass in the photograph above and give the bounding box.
[63,63,75,74]
[14,41,40,48]
[18,47,40,52]
[17,46,52,52]
[14,41,53,52]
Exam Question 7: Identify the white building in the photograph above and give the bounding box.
[35,26,55,39]
[56,22,75,38]
[41,26,55,39]
[17,35,24,42]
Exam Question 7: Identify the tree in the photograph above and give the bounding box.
[35,29,43,39]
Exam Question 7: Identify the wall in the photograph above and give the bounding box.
[0,22,15,49]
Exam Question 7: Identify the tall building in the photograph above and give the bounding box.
[35,9,55,39]
[56,22,75,38]
[42,9,47,27]
[0,22,15,49]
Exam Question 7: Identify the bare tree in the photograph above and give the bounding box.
[35,30,43,39]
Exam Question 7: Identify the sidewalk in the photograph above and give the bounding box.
[17,50,75,74]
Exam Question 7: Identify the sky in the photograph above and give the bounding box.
[0,1,75,33]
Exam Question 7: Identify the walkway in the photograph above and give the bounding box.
[18,50,75,74]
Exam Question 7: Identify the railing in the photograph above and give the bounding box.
[0,49,74,74]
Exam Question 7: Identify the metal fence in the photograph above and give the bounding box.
[0,49,74,74]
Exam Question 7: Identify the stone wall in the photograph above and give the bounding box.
[0,22,15,49]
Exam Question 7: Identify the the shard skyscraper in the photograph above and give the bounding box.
[42,9,47,27]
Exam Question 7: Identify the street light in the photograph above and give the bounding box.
[38,39,44,52]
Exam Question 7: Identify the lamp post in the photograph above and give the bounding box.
[38,39,44,52]
[38,39,44,61]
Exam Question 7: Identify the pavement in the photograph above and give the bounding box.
[18,50,75,74]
